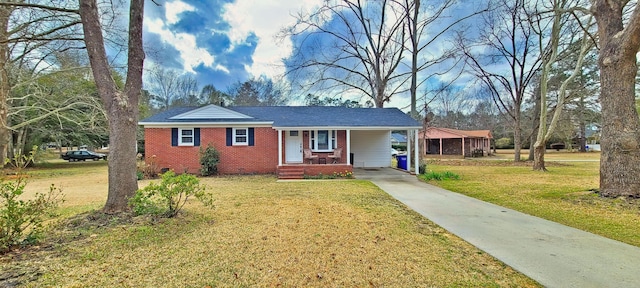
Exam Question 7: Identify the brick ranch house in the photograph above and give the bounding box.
[420,127,492,157]
[139,104,422,179]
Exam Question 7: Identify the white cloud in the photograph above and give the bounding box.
[145,10,214,74]
[165,1,195,25]
[222,0,323,80]
[215,64,230,74]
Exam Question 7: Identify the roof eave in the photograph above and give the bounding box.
[139,121,274,127]
[272,125,422,130]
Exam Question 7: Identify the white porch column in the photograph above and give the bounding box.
[462,137,465,157]
[414,129,419,174]
[439,138,443,156]
[346,129,351,165]
[277,129,283,166]
[406,129,411,172]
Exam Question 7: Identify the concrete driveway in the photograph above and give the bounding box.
[354,168,640,288]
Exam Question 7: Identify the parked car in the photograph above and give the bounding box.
[550,142,566,151]
[391,148,409,157]
[61,150,107,162]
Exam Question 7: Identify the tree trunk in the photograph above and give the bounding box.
[579,119,587,152]
[513,112,522,161]
[80,0,144,213]
[0,7,11,166]
[529,87,541,161]
[577,94,587,152]
[408,0,419,119]
[593,1,640,198]
[532,143,546,171]
[104,92,139,212]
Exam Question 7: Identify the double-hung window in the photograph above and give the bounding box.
[179,128,194,146]
[310,130,336,151]
[233,128,248,145]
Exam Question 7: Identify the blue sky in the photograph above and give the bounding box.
[143,0,323,92]
[141,0,485,109]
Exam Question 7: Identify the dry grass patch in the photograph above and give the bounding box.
[4,176,538,287]
[491,149,601,161]
[425,161,640,247]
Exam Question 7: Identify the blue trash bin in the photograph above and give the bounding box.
[396,155,407,170]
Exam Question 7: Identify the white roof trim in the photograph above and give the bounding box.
[169,104,252,120]
[140,121,274,128]
[272,126,421,130]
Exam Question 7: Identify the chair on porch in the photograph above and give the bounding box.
[328,147,342,163]
[304,148,318,164]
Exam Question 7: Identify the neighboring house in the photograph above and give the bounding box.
[139,104,422,178]
[391,133,407,146]
[420,127,492,157]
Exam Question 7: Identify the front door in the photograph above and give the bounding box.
[285,130,303,163]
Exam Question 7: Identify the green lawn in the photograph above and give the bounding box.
[2,168,538,287]
[424,157,640,247]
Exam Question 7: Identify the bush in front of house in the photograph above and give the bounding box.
[137,155,160,180]
[129,171,212,218]
[199,144,220,176]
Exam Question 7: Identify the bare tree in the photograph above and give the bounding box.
[402,0,487,118]
[532,0,594,171]
[146,65,202,109]
[8,54,108,155]
[304,93,370,107]
[0,1,82,164]
[592,0,640,197]
[457,0,543,161]
[429,84,475,128]
[170,74,201,107]
[283,0,408,107]
[146,64,182,110]
[200,84,230,106]
[79,0,144,213]
[227,77,288,106]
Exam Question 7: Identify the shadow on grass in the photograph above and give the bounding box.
[36,160,108,170]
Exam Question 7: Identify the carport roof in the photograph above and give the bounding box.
[139,104,422,129]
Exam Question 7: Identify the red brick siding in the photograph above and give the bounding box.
[145,127,279,174]
[276,164,353,177]
[304,164,352,176]
[301,130,348,164]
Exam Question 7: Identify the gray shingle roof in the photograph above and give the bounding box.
[140,105,421,128]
